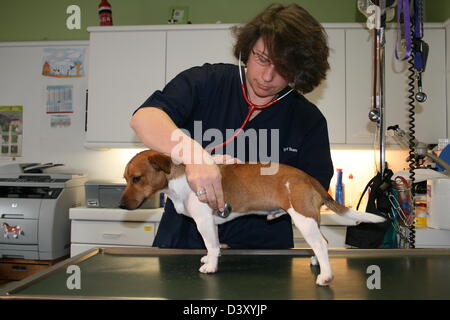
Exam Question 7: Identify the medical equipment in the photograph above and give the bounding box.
[387,125,450,176]
[387,0,429,248]
[346,1,395,249]
[358,0,396,176]
[205,56,294,152]
[396,0,429,102]
[348,0,431,249]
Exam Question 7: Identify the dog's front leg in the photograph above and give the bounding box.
[186,193,220,273]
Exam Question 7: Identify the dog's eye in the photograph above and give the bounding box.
[132,176,142,184]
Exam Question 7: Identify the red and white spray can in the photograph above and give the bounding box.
[98,0,113,26]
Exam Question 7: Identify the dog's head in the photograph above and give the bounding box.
[119,150,172,210]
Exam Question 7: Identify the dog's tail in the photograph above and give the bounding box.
[308,176,385,224]
[323,195,385,223]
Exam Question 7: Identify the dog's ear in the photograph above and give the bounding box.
[148,153,172,174]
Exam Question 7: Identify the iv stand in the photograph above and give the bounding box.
[367,0,387,177]
[378,26,387,177]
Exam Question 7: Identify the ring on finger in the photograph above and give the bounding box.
[195,189,207,197]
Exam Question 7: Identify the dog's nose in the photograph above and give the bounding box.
[118,203,129,210]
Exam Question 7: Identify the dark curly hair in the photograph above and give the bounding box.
[233,4,329,94]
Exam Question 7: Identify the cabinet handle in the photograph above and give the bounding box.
[1,214,24,219]
[102,232,122,238]
[84,89,88,132]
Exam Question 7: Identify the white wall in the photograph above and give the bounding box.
[0,41,144,180]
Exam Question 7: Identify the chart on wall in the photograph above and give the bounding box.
[46,85,73,114]
[0,106,23,157]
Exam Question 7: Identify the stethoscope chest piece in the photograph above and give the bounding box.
[217,203,232,218]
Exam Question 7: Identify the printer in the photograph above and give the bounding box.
[85,179,162,209]
[0,163,86,260]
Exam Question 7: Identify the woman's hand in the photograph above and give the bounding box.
[185,161,224,211]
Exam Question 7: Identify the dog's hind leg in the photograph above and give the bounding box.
[186,193,220,273]
[287,208,333,286]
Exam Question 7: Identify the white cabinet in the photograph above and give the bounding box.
[85,25,238,148]
[345,28,377,145]
[305,28,346,144]
[446,20,450,139]
[346,27,447,145]
[166,28,237,83]
[86,24,448,148]
[69,207,163,257]
[86,30,166,147]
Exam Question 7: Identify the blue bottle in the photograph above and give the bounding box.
[159,192,165,207]
[335,169,345,205]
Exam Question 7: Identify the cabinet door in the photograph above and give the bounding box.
[305,29,346,144]
[345,29,377,145]
[448,24,450,139]
[166,28,237,83]
[346,28,446,146]
[86,31,166,146]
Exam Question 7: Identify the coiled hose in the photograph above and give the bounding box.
[407,39,416,249]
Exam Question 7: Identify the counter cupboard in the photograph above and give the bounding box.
[85,23,447,149]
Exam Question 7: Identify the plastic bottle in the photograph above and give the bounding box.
[98,0,113,26]
[335,168,345,205]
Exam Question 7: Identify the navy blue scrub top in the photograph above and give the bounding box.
[136,63,333,249]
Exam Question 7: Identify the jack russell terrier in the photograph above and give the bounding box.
[119,150,385,286]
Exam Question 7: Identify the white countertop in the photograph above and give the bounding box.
[69,206,356,226]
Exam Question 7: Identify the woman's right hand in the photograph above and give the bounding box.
[185,161,225,212]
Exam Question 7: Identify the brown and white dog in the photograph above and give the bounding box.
[119,150,385,286]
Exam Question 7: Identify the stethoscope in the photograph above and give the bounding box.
[205,56,294,152]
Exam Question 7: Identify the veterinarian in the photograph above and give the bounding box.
[130,3,334,249]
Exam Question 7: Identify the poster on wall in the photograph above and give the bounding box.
[42,48,85,78]
[0,106,23,157]
[50,115,71,128]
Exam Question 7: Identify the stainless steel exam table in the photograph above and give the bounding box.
[1,247,450,300]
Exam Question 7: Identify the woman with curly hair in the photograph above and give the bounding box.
[131,4,334,249]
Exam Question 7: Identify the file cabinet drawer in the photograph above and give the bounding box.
[71,220,156,246]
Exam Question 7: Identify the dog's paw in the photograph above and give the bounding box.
[316,273,334,286]
[310,256,319,266]
[199,263,218,274]
[200,255,208,264]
